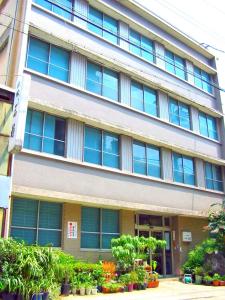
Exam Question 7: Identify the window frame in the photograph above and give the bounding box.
[26,36,71,83]
[83,125,121,169]
[24,109,66,157]
[10,198,62,247]
[165,50,186,80]
[86,60,119,101]
[169,98,191,130]
[198,111,218,140]
[172,152,196,186]
[88,5,118,45]
[132,140,161,178]
[204,162,223,192]
[194,66,213,94]
[129,28,155,63]
[80,207,120,250]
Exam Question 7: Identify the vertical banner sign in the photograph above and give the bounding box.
[67,221,77,239]
[8,74,31,153]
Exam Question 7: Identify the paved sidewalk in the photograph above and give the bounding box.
[61,281,225,300]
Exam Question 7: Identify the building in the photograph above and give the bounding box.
[0,0,224,275]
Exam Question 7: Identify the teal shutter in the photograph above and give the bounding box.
[39,202,62,229]
[11,198,38,227]
[102,209,119,249]
[81,207,100,248]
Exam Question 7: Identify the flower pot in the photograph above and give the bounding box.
[61,283,71,296]
[127,284,133,292]
[124,286,128,292]
[219,281,225,286]
[120,287,124,293]
[137,283,142,290]
[91,288,98,295]
[85,288,91,295]
[72,288,77,296]
[97,286,102,293]
[133,283,138,290]
[16,294,24,300]
[31,293,44,300]
[80,288,85,296]
[1,293,16,300]
[42,292,49,300]
[148,281,159,288]
[102,287,110,294]
[141,284,146,290]
[195,275,203,285]
[213,280,220,286]
[205,281,212,286]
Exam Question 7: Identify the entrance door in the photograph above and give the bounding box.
[151,231,164,274]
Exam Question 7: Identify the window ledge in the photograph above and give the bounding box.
[31,3,217,102]
[20,148,225,196]
[24,68,221,146]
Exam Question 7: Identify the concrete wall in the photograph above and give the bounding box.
[12,153,223,214]
[28,74,222,159]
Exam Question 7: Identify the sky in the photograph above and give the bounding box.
[135,0,225,92]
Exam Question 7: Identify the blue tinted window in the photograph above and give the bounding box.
[27,37,70,82]
[133,141,161,178]
[199,112,218,140]
[11,198,62,246]
[34,0,72,20]
[165,50,186,80]
[88,6,118,44]
[169,98,190,129]
[86,62,119,101]
[131,81,157,116]
[81,207,119,249]
[130,29,154,62]
[24,109,66,156]
[84,126,120,169]
[173,153,195,186]
[194,66,212,94]
[205,162,223,191]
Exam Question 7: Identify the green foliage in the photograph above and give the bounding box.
[193,266,204,276]
[135,266,147,284]
[111,235,166,271]
[212,273,221,280]
[182,238,218,273]
[53,249,76,284]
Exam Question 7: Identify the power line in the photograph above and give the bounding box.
[1,3,225,95]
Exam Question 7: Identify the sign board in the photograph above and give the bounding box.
[182,231,192,242]
[0,175,11,208]
[8,74,30,153]
[67,221,77,239]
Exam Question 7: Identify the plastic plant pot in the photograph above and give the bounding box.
[61,283,71,296]
[127,284,133,292]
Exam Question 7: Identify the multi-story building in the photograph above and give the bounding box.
[0,0,224,275]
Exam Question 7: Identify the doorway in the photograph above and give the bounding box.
[135,214,173,275]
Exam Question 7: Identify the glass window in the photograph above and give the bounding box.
[131,81,157,116]
[129,29,154,62]
[199,112,218,140]
[194,66,212,94]
[34,0,73,20]
[172,153,195,186]
[27,37,70,82]
[165,50,186,80]
[81,207,119,249]
[84,126,120,169]
[169,98,191,129]
[88,6,118,44]
[11,198,62,247]
[133,141,161,178]
[24,109,66,156]
[86,61,119,101]
[205,162,223,191]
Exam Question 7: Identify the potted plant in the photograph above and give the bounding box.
[136,267,147,290]
[129,271,138,292]
[102,283,111,294]
[85,282,92,295]
[79,284,85,296]
[219,275,225,286]
[71,276,77,296]
[212,273,220,286]
[194,267,204,285]
[203,275,213,286]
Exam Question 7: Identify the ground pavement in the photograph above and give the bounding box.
[61,280,225,300]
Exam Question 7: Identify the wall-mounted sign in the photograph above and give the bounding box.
[67,221,77,239]
[8,74,30,153]
[182,231,192,242]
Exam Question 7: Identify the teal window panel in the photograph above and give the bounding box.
[35,0,51,10]
[86,62,102,95]
[11,199,38,227]
[88,6,103,36]
[102,234,119,249]
[49,46,69,82]
[81,207,100,232]
[147,145,161,178]
[173,153,195,186]
[84,126,102,165]
[130,29,141,56]
[102,209,119,233]
[169,98,190,129]
[39,202,62,229]
[38,229,61,247]
[103,14,118,44]
[11,228,36,245]
[165,50,186,80]
[81,233,100,249]
[165,50,174,74]
[34,0,72,20]
[102,68,119,101]
[131,81,143,111]
[194,66,212,94]
[130,29,154,62]
[103,132,119,169]
[27,37,49,74]
[144,87,157,116]
[205,163,223,191]
[141,36,154,62]
[199,112,218,140]
[133,141,147,175]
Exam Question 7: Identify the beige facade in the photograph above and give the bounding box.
[1,0,225,275]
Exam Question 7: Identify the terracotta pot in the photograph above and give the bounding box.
[148,281,159,288]
[127,284,133,292]
[213,280,220,286]
[219,281,225,286]
[102,287,110,294]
